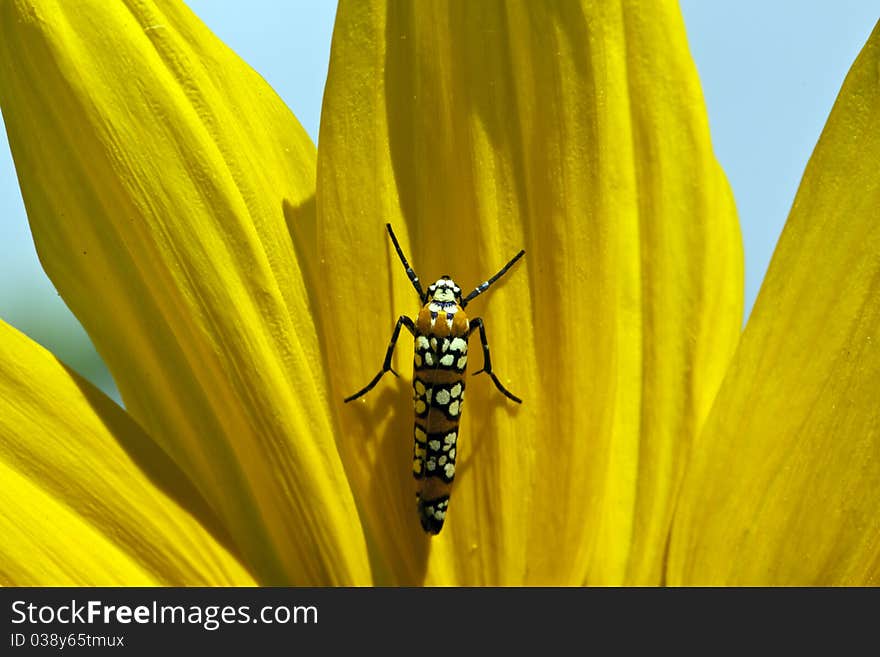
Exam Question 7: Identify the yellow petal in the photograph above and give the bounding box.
[668,20,880,586]
[0,320,254,585]
[0,0,369,584]
[318,0,741,584]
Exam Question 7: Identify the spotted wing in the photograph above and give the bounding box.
[413,331,467,533]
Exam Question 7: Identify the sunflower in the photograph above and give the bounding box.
[1,0,877,586]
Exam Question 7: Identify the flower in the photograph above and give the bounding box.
[0,0,877,586]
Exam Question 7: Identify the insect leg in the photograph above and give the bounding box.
[468,317,522,403]
[344,315,416,402]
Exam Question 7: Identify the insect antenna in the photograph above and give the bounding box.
[386,223,425,301]
[461,248,526,308]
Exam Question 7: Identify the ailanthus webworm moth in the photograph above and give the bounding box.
[345,224,525,534]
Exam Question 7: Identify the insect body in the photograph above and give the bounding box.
[344,224,525,534]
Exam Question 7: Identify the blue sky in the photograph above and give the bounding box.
[0,2,877,394]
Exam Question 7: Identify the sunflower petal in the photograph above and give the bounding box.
[0,320,254,585]
[319,0,741,584]
[0,0,369,584]
[668,20,880,586]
